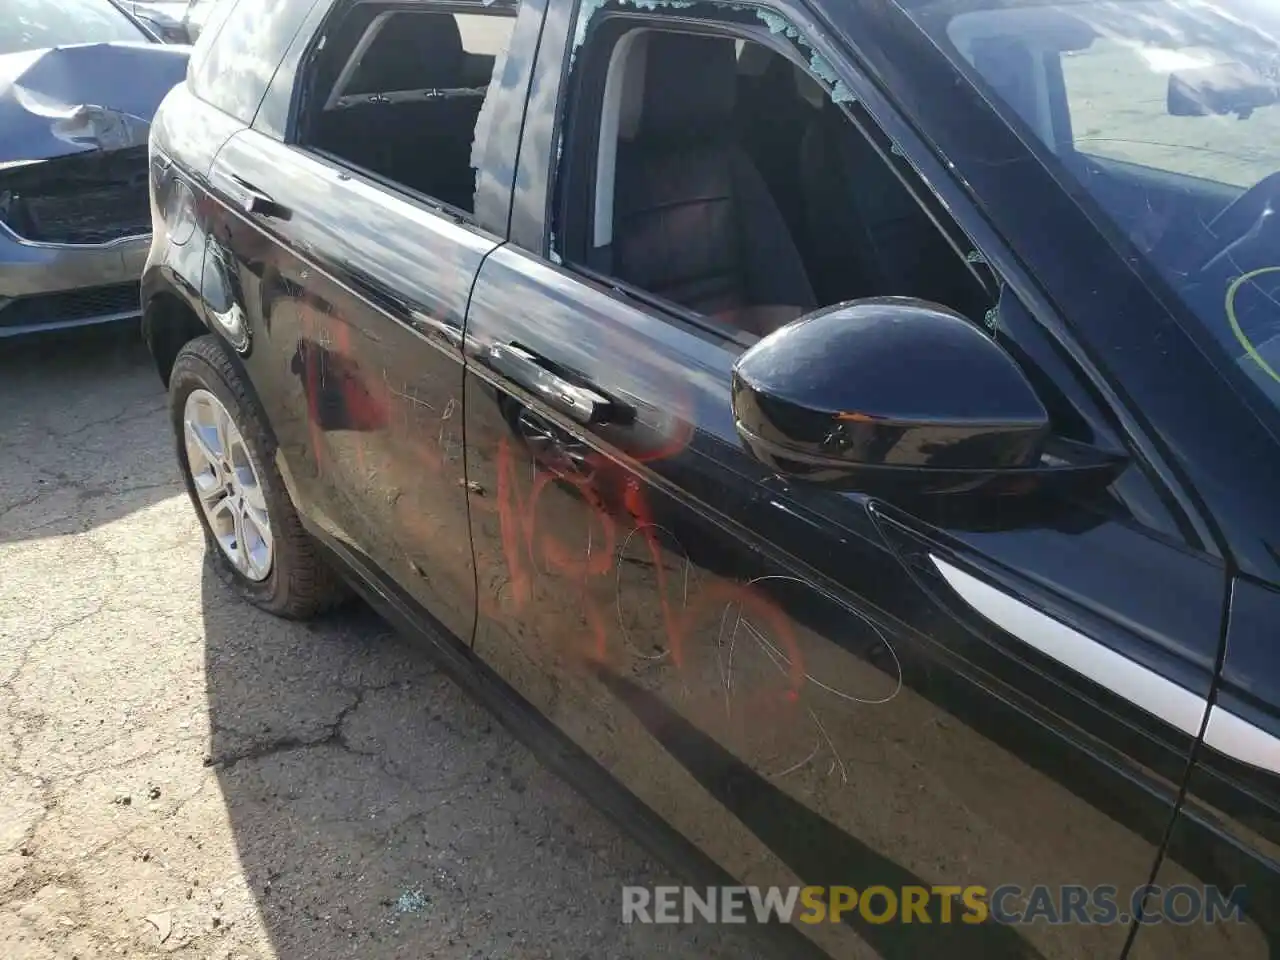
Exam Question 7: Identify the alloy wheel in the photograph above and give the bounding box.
[182,388,274,582]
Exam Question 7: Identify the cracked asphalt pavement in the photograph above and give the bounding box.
[0,328,768,960]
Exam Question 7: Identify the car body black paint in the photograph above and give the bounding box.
[730,298,1054,477]
[143,0,1280,957]
[461,11,1214,948]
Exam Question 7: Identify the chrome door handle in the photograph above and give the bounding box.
[229,175,291,220]
[487,342,621,426]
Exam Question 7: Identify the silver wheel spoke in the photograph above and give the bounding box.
[208,496,245,573]
[213,403,233,467]
[196,478,228,506]
[240,499,272,580]
[231,500,250,574]
[190,461,225,504]
[184,418,219,466]
[241,479,267,513]
[233,455,267,512]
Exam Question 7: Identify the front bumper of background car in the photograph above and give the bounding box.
[0,225,149,337]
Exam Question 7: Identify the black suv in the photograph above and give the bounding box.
[143,0,1280,956]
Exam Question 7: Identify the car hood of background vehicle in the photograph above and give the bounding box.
[0,42,189,167]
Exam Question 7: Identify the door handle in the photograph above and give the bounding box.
[487,342,620,426]
[230,175,291,220]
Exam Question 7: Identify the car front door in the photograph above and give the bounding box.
[461,2,1222,957]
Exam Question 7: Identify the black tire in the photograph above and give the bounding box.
[169,335,348,619]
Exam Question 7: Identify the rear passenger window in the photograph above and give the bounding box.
[188,0,317,125]
[297,2,519,217]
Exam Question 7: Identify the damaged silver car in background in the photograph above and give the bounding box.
[0,0,188,336]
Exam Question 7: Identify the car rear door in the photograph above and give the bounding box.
[459,2,1222,957]
[205,130,491,642]
[197,0,546,644]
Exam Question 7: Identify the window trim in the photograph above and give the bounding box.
[294,0,522,137]
[592,28,648,249]
[571,263,761,353]
[297,142,486,228]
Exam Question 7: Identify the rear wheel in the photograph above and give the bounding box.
[169,335,347,618]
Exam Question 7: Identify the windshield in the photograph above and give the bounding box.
[902,0,1280,407]
[0,0,149,55]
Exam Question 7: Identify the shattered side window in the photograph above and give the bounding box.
[551,0,993,336]
[906,0,1280,409]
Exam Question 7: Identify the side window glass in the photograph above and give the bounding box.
[295,2,520,218]
[188,0,316,125]
[552,6,994,343]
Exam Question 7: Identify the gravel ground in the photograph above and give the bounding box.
[0,327,767,960]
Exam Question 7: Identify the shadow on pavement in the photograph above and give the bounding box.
[200,560,768,959]
[0,324,180,545]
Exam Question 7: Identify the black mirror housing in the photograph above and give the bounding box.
[731,298,1053,492]
[1168,62,1278,117]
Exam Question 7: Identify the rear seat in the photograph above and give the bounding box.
[312,12,486,211]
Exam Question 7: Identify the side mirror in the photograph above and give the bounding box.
[1168,63,1278,118]
[731,298,1121,498]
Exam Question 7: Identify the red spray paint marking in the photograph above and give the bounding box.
[619,470,687,669]
[494,435,534,607]
[286,309,810,710]
[483,423,808,713]
[527,467,617,581]
[296,303,397,477]
[297,305,326,474]
[484,437,611,648]
[329,319,365,474]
